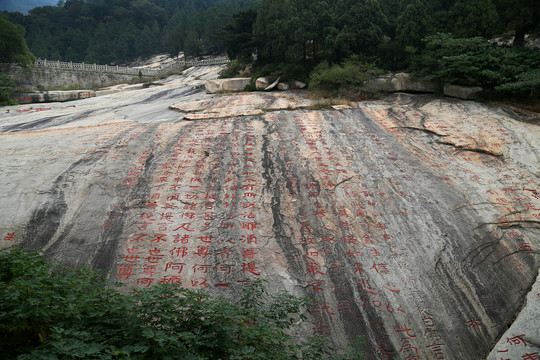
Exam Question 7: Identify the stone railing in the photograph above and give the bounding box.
[33,57,230,77]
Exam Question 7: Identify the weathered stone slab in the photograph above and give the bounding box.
[170,92,312,114]
[364,73,440,93]
[221,78,251,92]
[205,78,251,93]
[444,84,483,100]
[204,79,223,94]
[184,109,264,120]
[392,72,440,92]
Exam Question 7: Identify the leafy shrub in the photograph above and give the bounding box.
[244,81,258,91]
[308,56,384,97]
[0,247,363,359]
[219,61,243,79]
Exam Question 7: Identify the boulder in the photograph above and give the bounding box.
[221,78,251,92]
[255,77,270,89]
[277,82,290,91]
[392,73,440,92]
[444,84,483,100]
[362,76,395,93]
[363,73,440,93]
[293,81,307,89]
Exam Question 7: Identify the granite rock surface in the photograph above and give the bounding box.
[1,66,539,359]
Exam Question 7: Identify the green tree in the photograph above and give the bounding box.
[0,73,17,106]
[449,0,499,38]
[0,13,36,67]
[395,0,435,51]
[184,29,202,58]
[222,9,258,61]
[163,12,188,58]
[328,0,388,61]
[253,0,291,63]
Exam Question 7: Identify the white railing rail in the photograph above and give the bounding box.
[33,57,230,77]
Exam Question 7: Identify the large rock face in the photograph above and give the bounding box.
[1,70,539,359]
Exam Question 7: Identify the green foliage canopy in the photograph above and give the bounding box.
[5,0,261,64]
[412,33,540,95]
[0,13,36,67]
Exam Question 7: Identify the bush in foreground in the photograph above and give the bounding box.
[0,247,363,359]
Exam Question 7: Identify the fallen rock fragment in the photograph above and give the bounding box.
[184,108,264,120]
[265,77,280,91]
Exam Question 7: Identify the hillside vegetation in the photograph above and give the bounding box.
[4,0,260,64]
[220,0,540,101]
[2,0,539,100]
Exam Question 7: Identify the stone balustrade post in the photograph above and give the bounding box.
[70,61,72,69]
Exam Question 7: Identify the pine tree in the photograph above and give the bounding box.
[450,0,499,38]
[395,0,435,51]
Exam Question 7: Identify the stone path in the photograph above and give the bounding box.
[1,66,539,359]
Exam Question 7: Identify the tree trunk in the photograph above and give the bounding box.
[513,27,526,47]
